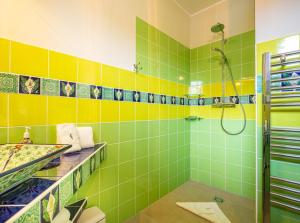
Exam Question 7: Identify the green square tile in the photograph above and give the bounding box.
[225,35,242,52]
[149,187,159,204]
[99,186,118,212]
[41,78,59,96]
[135,139,148,158]
[102,87,114,100]
[136,35,148,57]
[241,30,255,48]
[148,25,159,44]
[227,149,242,165]
[242,167,255,184]
[159,181,169,197]
[242,151,255,168]
[100,166,118,192]
[16,201,40,223]
[211,160,225,176]
[119,180,135,204]
[159,151,169,168]
[59,174,73,208]
[211,174,225,190]
[242,46,255,64]
[0,128,7,144]
[136,54,149,75]
[136,174,148,196]
[136,193,148,212]
[226,178,242,195]
[226,164,242,181]
[136,157,148,177]
[159,135,168,151]
[0,73,18,93]
[119,141,135,163]
[242,183,255,199]
[149,170,159,189]
[118,199,135,223]
[148,121,159,138]
[76,83,90,98]
[149,137,159,155]
[149,154,159,171]
[101,123,119,144]
[119,161,134,183]
[136,17,148,39]
[101,144,118,168]
[46,125,56,144]
[120,122,135,142]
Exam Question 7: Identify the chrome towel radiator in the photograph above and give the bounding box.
[262,50,300,223]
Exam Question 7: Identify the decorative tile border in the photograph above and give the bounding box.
[0,72,256,105]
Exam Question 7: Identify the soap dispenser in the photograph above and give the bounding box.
[21,126,33,144]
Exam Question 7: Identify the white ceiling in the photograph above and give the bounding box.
[175,0,223,16]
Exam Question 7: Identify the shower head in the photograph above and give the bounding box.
[211,23,225,33]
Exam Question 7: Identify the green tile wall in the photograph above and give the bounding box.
[190,119,256,199]
[70,120,190,223]
[136,17,190,84]
[190,30,255,84]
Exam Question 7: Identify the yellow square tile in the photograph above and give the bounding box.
[135,103,148,120]
[148,104,159,120]
[101,100,119,122]
[11,41,48,77]
[148,76,160,94]
[202,84,211,97]
[177,84,186,97]
[9,94,47,126]
[49,51,77,81]
[0,38,10,72]
[168,82,177,96]
[120,102,135,121]
[77,58,101,85]
[136,73,148,92]
[119,69,135,90]
[241,79,255,95]
[211,83,222,97]
[159,104,168,119]
[0,93,8,126]
[169,105,178,119]
[225,81,242,96]
[102,64,119,88]
[77,98,100,123]
[48,96,76,124]
[159,80,168,95]
[177,106,185,118]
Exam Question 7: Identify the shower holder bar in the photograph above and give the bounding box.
[271,184,300,195]
[271,60,300,67]
[271,152,300,159]
[271,94,300,99]
[271,85,300,91]
[271,127,300,132]
[271,50,300,59]
[271,200,300,213]
[271,136,300,142]
[271,103,300,107]
[271,76,300,83]
[271,192,300,203]
[271,67,300,75]
[271,176,300,186]
[271,143,300,150]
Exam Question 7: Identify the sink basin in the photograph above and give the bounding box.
[0,144,71,195]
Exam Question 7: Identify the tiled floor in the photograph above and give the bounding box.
[125,181,255,223]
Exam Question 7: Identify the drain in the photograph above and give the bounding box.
[214,196,224,203]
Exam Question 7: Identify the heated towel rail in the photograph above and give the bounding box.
[262,50,300,223]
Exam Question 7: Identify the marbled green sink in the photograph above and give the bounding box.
[0,144,70,195]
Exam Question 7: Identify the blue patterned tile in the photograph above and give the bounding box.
[41,186,59,223]
[249,94,255,104]
[140,92,148,102]
[90,85,102,99]
[154,94,160,103]
[114,88,124,101]
[229,96,239,104]
[212,97,221,104]
[176,97,180,105]
[19,75,40,94]
[0,73,18,93]
[198,98,205,106]
[160,95,166,104]
[123,90,133,101]
[184,98,188,105]
[166,96,171,104]
[180,98,184,105]
[205,98,213,105]
[148,93,154,103]
[60,81,76,97]
[76,83,90,98]
[171,96,176,104]
[102,87,114,100]
[240,95,249,104]
[189,99,198,106]
[133,91,141,102]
